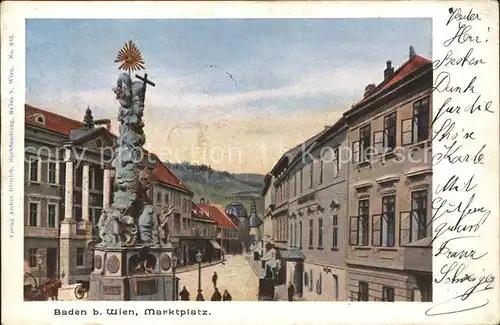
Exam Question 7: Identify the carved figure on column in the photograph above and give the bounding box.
[97,41,158,248]
[157,205,174,246]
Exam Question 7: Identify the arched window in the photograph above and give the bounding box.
[332,275,339,299]
[165,193,169,205]
[156,192,162,204]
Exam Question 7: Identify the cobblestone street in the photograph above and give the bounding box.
[57,254,258,301]
[177,254,259,301]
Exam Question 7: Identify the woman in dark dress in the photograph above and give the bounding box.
[179,286,190,301]
[222,289,232,301]
[210,287,222,301]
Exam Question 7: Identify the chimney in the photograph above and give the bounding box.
[409,45,416,59]
[384,61,394,80]
[364,84,376,97]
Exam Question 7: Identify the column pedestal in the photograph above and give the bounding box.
[59,219,76,285]
[89,246,177,301]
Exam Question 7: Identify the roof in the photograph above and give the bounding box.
[351,54,432,110]
[150,153,192,193]
[248,199,263,228]
[25,103,192,194]
[261,174,273,196]
[199,203,237,229]
[275,128,330,174]
[249,212,263,228]
[191,201,214,222]
[25,104,84,136]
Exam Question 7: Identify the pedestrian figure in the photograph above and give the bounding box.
[179,286,190,301]
[287,282,295,302]
[212,271,218,287]
[222,289,232,301]
[210,287,222,301]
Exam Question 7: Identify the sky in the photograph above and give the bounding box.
[26,19,432,174]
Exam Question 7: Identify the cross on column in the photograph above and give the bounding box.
[135,73,156,90]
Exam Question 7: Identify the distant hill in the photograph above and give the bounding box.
[164,161,265,214]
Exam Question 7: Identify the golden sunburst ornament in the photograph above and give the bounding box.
[114,40,146,72]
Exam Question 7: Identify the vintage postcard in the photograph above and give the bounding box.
[1,1,499,324]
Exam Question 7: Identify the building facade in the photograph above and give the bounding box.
[286,119,349,301]
[260,46,433,302]
[23,104,204,286]
[344,47,433,302]
[261,174,276,248]
[151,157,196,266]
[24,105,114,285]
[190,201,220,263]
[198,202,240,256]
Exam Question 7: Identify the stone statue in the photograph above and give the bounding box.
[97,72,158,248]
[138,205,156,243]
[157,205,174,246]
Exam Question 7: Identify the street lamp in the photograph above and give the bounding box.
[195,251,204,301]
[172,253,178,301]
[36,252,43,289]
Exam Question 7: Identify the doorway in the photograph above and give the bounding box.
[46,248,58,279]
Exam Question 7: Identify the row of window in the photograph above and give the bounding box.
[273,216,288,242]
[155,191,190,212]
[193,224,217,237]
[303,270,340,299]
[349,190,428,247]
[288,215,339,249]
[29,160,58,184]
[28,202,102,227]
[28,202,58,227]
[356,282,395,302]
[28,247,85,268]
[28,160,105,190]
[284,190,427,250]
[353,96,430,163]
[275,146,341,205]
[297,150,340,193]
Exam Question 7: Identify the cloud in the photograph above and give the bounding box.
[26,61,379,173]
[30,60,379,115]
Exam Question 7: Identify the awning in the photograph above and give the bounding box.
[209,240,222,250]
[279,249,305,261]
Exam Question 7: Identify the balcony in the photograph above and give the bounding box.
[399,210,432,273]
